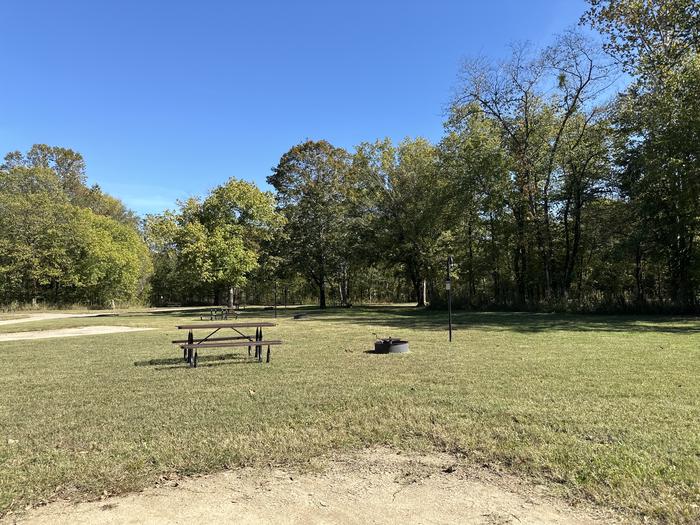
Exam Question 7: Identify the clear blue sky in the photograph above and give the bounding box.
[1,0,589,216]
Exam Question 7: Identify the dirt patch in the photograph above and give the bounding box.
[10,449,620,524]
[0,313,117,327]
[0,326,152,342]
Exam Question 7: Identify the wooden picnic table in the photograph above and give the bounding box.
[174,322,280,367]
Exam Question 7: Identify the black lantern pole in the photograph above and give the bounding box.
[447,255,453,342]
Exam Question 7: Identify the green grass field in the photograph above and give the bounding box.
[0,307,698,523]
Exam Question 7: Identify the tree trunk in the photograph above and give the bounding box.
[319,283,326,309]
[415,279,427,307]
[408,263,424,306]
[512,197,528,306]
[467,221,476,303]
[345,273,351,306]
[634,243,644,305]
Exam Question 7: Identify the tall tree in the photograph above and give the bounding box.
[440,105,512,306]
[354,138,449,306]
[268,140,353,308]
[452,31,613,305]
[145,178,281,306]
[585,0,700,309]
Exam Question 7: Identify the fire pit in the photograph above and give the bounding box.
[374,337,409,354]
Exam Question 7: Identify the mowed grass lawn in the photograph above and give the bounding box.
[0,307,698,523]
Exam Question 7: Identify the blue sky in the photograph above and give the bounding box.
[1,0,589,215]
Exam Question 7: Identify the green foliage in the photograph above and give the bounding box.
[0,148,151,307]
[268,140,356,308]
[582,0,700,74]
[73,210,152,304]
[354,138,450,306]
[145,177,282,305]
[584,0,700,309]
[439,107,513,305]
[444,32,622,309]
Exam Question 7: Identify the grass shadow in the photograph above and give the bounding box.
[135,352,257,367]
[152,355,262,370]
[311,305,700,335]
[363,349,407,355]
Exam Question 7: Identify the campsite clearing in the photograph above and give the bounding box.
[1,306,698,523]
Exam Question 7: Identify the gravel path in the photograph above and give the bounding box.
[0,313,117,327]
[0,326,152,342]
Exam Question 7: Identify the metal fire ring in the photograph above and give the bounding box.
[374,337,409,354]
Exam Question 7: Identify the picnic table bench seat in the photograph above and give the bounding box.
[170,335,249,344]
[180,339,283,349]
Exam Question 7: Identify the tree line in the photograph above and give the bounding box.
[0,145,150,307]
[2,1,698,312]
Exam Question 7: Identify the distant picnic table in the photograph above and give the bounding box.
[200,306,237,321]
[173,322,281,367]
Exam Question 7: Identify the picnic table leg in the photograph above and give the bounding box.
[255,327,261,360]
[255,326,262,363]
[266,345,270,363]
[185,330,193,362]
[254,327,257,359]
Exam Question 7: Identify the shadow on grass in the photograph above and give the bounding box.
[122,305,317,323]
[123,303,698,334]
[363,349,410,355]
[123,308,242,321]
[305,305,700,335]
[135,352,259,368]
[153,356,261,370]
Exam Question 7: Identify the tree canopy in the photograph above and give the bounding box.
[145,177,282,306]
[0,146,150,306]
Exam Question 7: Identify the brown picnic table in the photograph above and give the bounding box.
[174,322,281,367]
[200,306,237,321]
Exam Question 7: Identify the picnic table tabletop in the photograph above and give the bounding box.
[176,322,276,330]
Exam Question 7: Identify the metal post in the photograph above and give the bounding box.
[447,256,453,342]
[274,282,278,319]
